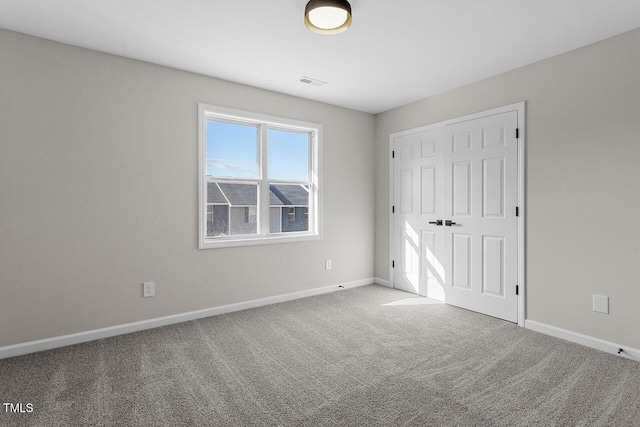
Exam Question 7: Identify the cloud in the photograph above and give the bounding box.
[207,157,256,178]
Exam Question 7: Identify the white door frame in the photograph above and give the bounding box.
[389,102,526,327]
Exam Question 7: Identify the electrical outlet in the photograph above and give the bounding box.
[143,281,155,298]
[325,259,332,270]
[593,294,608,314]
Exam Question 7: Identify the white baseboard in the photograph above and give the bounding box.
[0,278,375,360]
[374,277,392,288]
[525,320,640,362]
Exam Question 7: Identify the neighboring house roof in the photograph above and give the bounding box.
[270,189,283,206]
[207,183,228,204]
[270,184,308,206]
[217,183,257,206]
[207,183,309,207]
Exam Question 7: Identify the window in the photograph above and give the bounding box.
[244,207,257,224]
[198,104,321,248]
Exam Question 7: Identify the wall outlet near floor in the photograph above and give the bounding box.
[143,281,155,298]
[593,294,608,314]
[325,259,332,270]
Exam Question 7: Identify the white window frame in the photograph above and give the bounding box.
[198,104,322,249]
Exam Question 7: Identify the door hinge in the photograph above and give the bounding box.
[516,128,519,139]
[516,206,519,217]
[516,285,519,295]
[392,261,395,268]
[392,150,395,158]
[392,205,395,213]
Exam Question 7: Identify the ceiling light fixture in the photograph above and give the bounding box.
[304,0,352,35]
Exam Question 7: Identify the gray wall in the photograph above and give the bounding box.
[281,207,308,233]
[375,28,640,348]
[229,207,257,236]
[0,29,375,347]
[269,207,282,233]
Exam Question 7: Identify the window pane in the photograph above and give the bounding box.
[208,182,259,236]
[207,204,229,237]
[268,129,309,181]
[206,120,258,178]
[269,184,309,233]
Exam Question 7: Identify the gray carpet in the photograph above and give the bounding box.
[2,285,640,426]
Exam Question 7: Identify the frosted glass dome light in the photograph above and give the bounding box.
[304,0,352,35]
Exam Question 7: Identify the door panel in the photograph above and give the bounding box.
[453,132,472,152]
[400,145,413,160]
[401,226,420,293]
[482,235,504,297]
[452,161,472,216]
[400,169,413,214]
[452,233,472,289]
[482,157,505,218]
[482,125,505,148]
[421,166,436,215]
[421,230,445,301]
[421,139,436,157]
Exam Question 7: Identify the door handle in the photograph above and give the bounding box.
[428,220,443,226]
[445,220,457,226]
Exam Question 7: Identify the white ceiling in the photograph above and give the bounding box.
[1,1,640,114]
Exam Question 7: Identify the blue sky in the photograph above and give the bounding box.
[206,120,309,181]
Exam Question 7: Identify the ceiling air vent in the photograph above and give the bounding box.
[299,76,327,87]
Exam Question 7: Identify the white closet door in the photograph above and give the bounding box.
[442,111,518,322]
[392,109,519,323]
[392,128,445,300]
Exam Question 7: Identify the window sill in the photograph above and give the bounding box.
[199,232,321,249]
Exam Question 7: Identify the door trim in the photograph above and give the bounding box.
[389,102,526,327]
